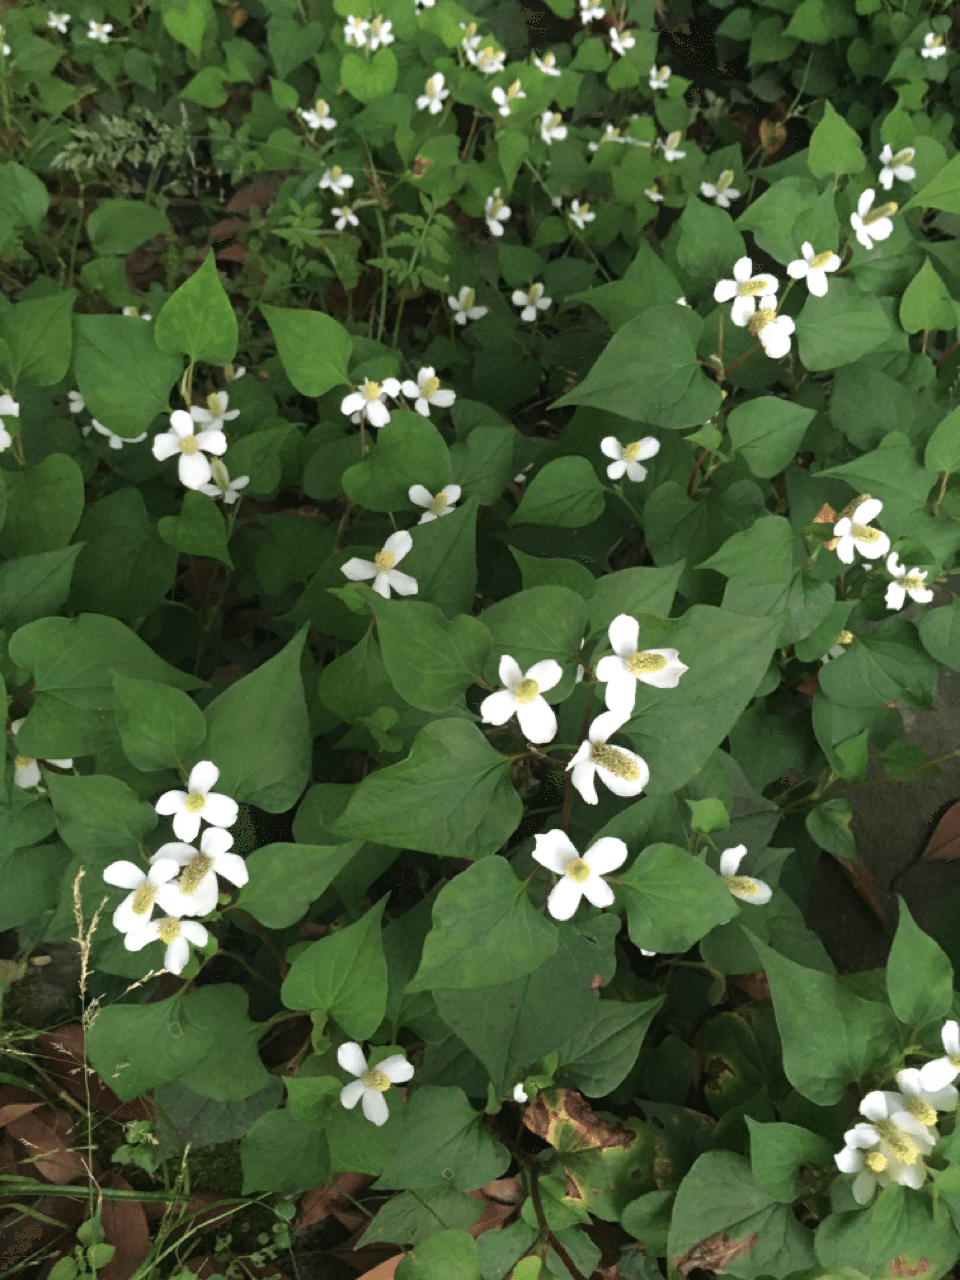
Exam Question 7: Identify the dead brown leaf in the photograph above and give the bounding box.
[675,1230,759,1276]
[465,1176,522,1238]
[294,1171,376,1235]
[35,1025,153,1122]
[890,1255,931,1277]
[99,1172,150,1280]
[5,1106,86,1185]
[522,1088,635,1152]
[920,801,960,863]
[812,502,837,525]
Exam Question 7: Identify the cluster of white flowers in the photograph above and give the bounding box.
[151,393,250,501]
[340,366,456,428]
[343,14,393,47]
[416,73,449,114]
[9,719,73,790]
[102,762,242,975]
[0,393,19,452]
[714,255,794,359]
[492,78,526,116]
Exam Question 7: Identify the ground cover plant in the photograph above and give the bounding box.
[3,0,960,1273]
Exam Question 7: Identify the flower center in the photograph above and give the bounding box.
[374,549,396,572]
[426,75,439,94]
[489,198,504,216]
[624,650,667,676]
[929,34,943,47]
[184,790,207,813]
[851,523,880,543]
[565,858,591,883]
[315,98,328,115]
[747,308,777,334]
[810,250,834,269]
[180,853,214,896]
[179,436,200,455]
[875,1118,920,1164]
[206,392,225,415]
[370,16,382,34]
[902,573,925,590]
[621,441,646,462]
[723,875,759,896]
[666,131,681,148]
[891,147,915,167]
[737,278,768,297]
[13,753,34,771]
[528,284,542,303]
[428,492,448,516]
[506,79,523,100]
[547,113,563,131]
[477,46,500,68]
[362,380,382,402]
[590,742,641,780]
[837,630,854,645]
[514,678,539,704]
[865,1151,889,1173]
[421,376,441,400]
[330,165,343,181]
[716,169,734,192]
[905,1096,937,1127]
[542,52,555,66]
[864,201,897,226]
[577,202,590,216]
[131,882,158,915]
[157,916,182,944]
[462,288,476,310]
[361,1068,391,1091]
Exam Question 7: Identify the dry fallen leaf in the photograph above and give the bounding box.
[920,801,960,863]
[675,1229,759,1276]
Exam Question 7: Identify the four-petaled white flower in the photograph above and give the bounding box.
[124,915,209,975]
[649,64,670,91]
[567,710,649,805]
[485,188,512,237]
[340,377,402,428]
[152,410,227,490]
[103,859,182,934]
[718,845,772,904]
[333,204,359,231]
[786,242,840,297]
[512,282,552,322]
[835,1090,936,1204]
[342,530,418,599]
[48,11,70,31]
[610,27,635,56]
[401,366,456,417]
[86,19,112,41]
[534,51,561,75]
[471,45,506,73]
[832,498,889,565]
[409,483,461,523]
[885,553,933,610]
[448,286,488,325]
[344,14,368,45]
[10,718,72,790]
[922,31,946,58]
[896,1067,958,1122]
[589,124,624,152]
[879,144,916,190]
[460,22,482,55]
[480,655,562,744]
[850,188,896,250]
[580,0,605,20]
[659,131,685,161]
[747,294,795,359]
[492,79,526,116]
[199,457,250,505]
[540,111,567,145]
[700,170,740,209]
[338,1041,414,1126]
[820,629,854,664]
[713,256,780,327]
[644,187,664,204]
[416,72,449,114]
[190,390,240,434]
[532,830,628,920]
[298,99,336,131]
[367,15,393,48]
[569,199,595,230]
[149,828,249,918]
[155,760,239,844]
[86,419,148,449]
[596,614,688,716]
[919,1020,960,1092]
[600,435,660,483]
[320,165,354,197]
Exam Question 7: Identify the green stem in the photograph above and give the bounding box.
[362,139,390,343]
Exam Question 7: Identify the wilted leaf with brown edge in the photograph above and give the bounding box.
[522,1088,635,1155]
[676,1230,759,1276]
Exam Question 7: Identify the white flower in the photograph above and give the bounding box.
[820,629,854,663]
[471,45,506,73]
[540,111,567,145]
[835,1090,936,1204]
[460,22,482,55]
[919,1021,960,1092]
[659,131,685,161]
[338,1042,413,1126]
[600,435,659,483]
[832,497,890,565]
[0,393,19,420]
[9,718,72,790]
[896,1067,958,1121]
[595,614,688,716]
[649,64,671,90]
[850,188,896,250]
[333,204,359,231]
[448,286,488,325]
[409,483,461,523]
[885,553,933,610]
[155,760,239,844]
[416,72,449,114]
[198,457,250,505]
[319,165,354,197]
[644,187,663,203]
[580,0,604,19]
[747,294,795,359]
[67,390,84,413]
[122,306,151,320]
[48,11,70,31]
[340,377,402,428]
[513,1083,529,1102]
[401,366,456,417]
[569,199,595,231]
[88,419,148,449]
[589,124,624,152]
[124,916,209,975]
[480,655,562,744]
[786,241,840,297]
[103,859,182,934]
[152,410,227,490]
[86,19,112,41]
[342,530,418,599]
[566,710,649,805]
[879,144,916,190]
[610,27,635,55]
[148,828,249,918]
[700,169,740,208]
[485,188,512,237]
[512,282,552,322]
[344,14,368,45]
[492,79,526,116]
[299,99,337,131]
[367,15,393,48]
[718,845,772,905]
[534,51,561,75]
[922,31,946,58]
[190,390,240,434]
[713,256,780,327]
[676,296,689,306]
[532,829,628,920]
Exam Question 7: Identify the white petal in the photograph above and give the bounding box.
[860,1091,892,1122]
[188,760,219,794]
[606,460,627,480]
[152,432,180,461]
[600,436,623,460]
[719,845,747,876]
[886,583,906,611]
[155,789,187,816]
[200,827,234,856]
[180,920,209,946]
[341,558,377,582]
[835,1145,863,1173]
[729,295,755,327]
[547,878,584,920]
[171,810,202,842]
[361,1088,390,1125]
[380,1054,414,1083]
[637,650,687,688]
[533,829,580,874]
[944,1021,960,1056]
[179,452,212,489]
[853,497,883,525]
[919,1058,959,1092]
[516,697,557,744]
[384,529,413,562]
[525,658,563,691]
[441,484,461,503]
[589,709,630,741]
[211,852,249,886]
[124,922,161,952]
[340,1079,365,1109]
[584,836,628,875]
[366,401,391,427]
[581,875,615,909]
[408,484,433,507]
[608,613,639,657]
[851,1171,876,1204]
[163,937,190,974]
[341,393,364,416]
[169,410,195,437]
[499,654,524,688]
[713,279,737,304]
[732,256,753,281]
[386,569,418,596]
[338,1041,368,1076]
[569,760,598,804]
[807,270,829,297]
[195,429,227,456]
[594,654,623,684]
[858,531,890,561]
[103,860,147,889]
[602,670,637,717]
[480,689,519,725]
